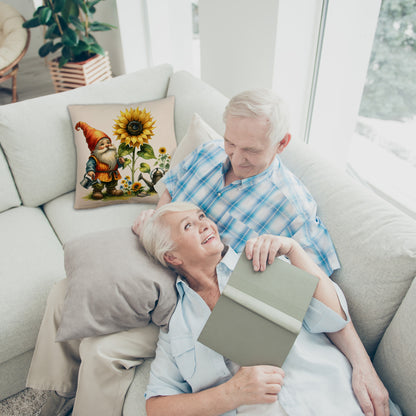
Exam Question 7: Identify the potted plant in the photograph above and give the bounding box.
[23,0,116,92]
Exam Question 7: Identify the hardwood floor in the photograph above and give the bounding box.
[0,56,55,106]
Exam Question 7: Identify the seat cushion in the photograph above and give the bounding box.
[0,144,20,212]
[280,141,416,356]
[0,206,65,364]
[373,277,416,416]
[0,64,173,207]
[123,358,153,416]
[43,191,155,244]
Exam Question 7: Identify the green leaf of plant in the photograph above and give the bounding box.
[123,159,131,167]
[38,41,53,57]
[23,17,40,28]
[51,42,63,53]
[89,22,116,31]
[39,7,52,24]
[62,0,79,21]
[58,55,69,67]
[62,28,79,46]
[74,40,90,52]
[68,16,84,32]
[61,45,72,59]
[88,0,103,8]
[44,23,58,39]
[89,43,105,56]
[139,163,151,173]
[53,0,65,14]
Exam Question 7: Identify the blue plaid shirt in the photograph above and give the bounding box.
[163,140,340,276]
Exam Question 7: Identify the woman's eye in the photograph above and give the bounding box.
[199,213,205,220]
[184,223,191,230]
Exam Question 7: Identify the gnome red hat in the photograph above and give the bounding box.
[75,121,111,152]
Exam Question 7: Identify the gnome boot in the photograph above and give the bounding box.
[107,188,124,197]
[92,190,104,199]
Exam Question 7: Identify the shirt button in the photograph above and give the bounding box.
[217,192,222,197]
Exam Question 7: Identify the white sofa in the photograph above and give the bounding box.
[0,64,415,416]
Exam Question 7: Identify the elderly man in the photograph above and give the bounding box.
[133,89,389,415]
[28,89,388,416]
[140,202,397,416]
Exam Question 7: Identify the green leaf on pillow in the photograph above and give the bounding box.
[137,143,156,160]
[139,163,151,173]
[118,143,134,157]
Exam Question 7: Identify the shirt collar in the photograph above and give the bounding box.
[221,156,280,186]
[175,246,239,295]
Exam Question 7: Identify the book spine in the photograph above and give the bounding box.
[222,285,302,334]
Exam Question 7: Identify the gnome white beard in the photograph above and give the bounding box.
[93,146,118,170]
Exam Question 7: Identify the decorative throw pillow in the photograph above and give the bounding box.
[56,227,178,342]
[155,113,223,195]
[68,96,176,209]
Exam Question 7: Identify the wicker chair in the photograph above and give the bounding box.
[0,2,30,103]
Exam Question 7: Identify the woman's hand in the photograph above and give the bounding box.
[132,209,156,236]
[245,235,297,271]
[225,365,285,407]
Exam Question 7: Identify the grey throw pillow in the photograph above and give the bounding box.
[56,227,177,341]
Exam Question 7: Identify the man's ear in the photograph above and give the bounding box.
[276,133,291,154]
[164,252,183,266]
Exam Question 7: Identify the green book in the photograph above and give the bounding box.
[198,256,319,367]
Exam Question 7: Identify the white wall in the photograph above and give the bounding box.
[113,0,150,74]
[146,0,194,72]
[199,0,280,98]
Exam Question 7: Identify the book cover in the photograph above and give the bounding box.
[198,255,319,367]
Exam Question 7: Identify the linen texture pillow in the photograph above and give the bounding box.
[155,113,222,195]
[56,227,178,342]
[69,96,176,209]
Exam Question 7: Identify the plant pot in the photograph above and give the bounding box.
[47,52,112,93]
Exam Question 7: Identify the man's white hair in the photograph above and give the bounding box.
[223,89,290,145]
[140,202,200,267]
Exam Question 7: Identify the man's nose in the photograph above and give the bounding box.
[232,149,245,164]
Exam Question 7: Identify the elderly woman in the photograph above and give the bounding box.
[140,202,400,416]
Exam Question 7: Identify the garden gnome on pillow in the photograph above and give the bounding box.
[76,121,125,200]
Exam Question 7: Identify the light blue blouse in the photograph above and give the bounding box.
[145,248,399,415]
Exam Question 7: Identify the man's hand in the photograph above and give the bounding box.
[245,235,296,272]
[87,171,95,180]
[225,365,284,408]
[352,364,390,416]
[132,209,156,236]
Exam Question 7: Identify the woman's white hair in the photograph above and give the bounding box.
[139,201,200,267]
[223,89,290,145]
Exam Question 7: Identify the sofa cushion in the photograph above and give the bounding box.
[155,113,222,195]
[68,97,176,209]
[0,206,65,364]
[56,227,177,341]
[0,64,173,208]
[43,191,153,244]
[373,277,416,416]
[124,358,153,416]
[280,141,416,356]
[166,70,228,144]
[0,144,20,213]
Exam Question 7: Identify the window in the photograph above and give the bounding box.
[347,0,416,218]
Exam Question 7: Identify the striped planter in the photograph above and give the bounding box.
[47,52,112,93]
